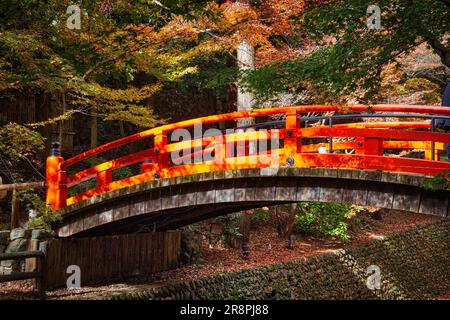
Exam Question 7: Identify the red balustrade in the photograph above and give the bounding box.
[46,105,450,210]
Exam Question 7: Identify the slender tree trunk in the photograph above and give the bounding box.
[234,40,255,251]
[236,40,255,126]
[58,90,66,146]
[119,120,125,137]
[90,115,98,148]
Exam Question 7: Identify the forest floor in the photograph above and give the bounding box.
[0,210,446,300]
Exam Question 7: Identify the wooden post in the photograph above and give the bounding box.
[1,182,45,230]
[153,130,169,179]
[364,137,384,156]
[284,109,299,163]
[37,241,47,299]
[11,188,19,229]
[97,169,112,191]
[141,158,154,173]
[46,142,66,210]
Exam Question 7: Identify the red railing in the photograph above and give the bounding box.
[46,105,450,210]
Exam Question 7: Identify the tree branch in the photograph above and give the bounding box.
[82,53,126,81]
[424,36,450,69]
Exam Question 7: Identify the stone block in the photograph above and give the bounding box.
[5,238,28,253]
[31,229,55,240]
[10,228,31,241]
[1,238,28,272]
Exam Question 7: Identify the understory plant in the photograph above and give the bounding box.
[295,202,365,242]
[17,188,61,231]
[421,170,450,191]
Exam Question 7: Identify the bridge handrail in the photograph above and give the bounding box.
[61,105,450,169]
[64,121,440,187]
[46,104,450,211]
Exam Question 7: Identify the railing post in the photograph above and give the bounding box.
[284,109,300,165]
[97,169,112,191]
[328,116,333,153]
[46,142,67,210]
[141,158,153,173]
[153,130,169,179]
[431,118,436,161]
[363,137,383,156]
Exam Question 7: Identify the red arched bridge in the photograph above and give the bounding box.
[46,105,450,237]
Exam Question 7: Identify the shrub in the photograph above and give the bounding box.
[295,202,364,242]
[251,207,271,222]
[17,188,61,230]
[421,170,450,191]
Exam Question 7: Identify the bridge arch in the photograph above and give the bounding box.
[54,168,450,237]
[45,105,450,236]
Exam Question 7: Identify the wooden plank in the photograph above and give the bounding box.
[147,233,153,273]
[178,186,196,208]
[275,178,296,201]
[319,179,343,203]
[254,178,276,201]
[215,180,235,203]
[234,178,255,202]
[98,209,114,226]
[111,235,119,279]
[43,232,181,289]
[419,190,450,217]
[151,233,157,273]
[366,183,394,209]
[25,240,39,272]
[56,239,63,289]
[297,178,320,202]
[146,190,162,213]
[392,185,421,212]
[134,234,141,276]
[162,187,179,210]
[113,202,130,222]
[157,232,164,272]
[341,180,368,205]
[164,232,169,270]
[196,181,216,205]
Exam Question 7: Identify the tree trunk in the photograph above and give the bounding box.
[236,40,255,126]
[233,40,256,249]
[58,90,66,146]
[90,115,98,148]
[119,121,125,138]
[426,36,450,69]
[275,204,298,239]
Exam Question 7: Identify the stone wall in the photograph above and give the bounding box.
[0,228,52,275]
[108,220,450,300]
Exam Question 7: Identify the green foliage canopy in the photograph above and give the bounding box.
[243,0,450,103]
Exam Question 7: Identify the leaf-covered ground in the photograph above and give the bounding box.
[0,210,444,300]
